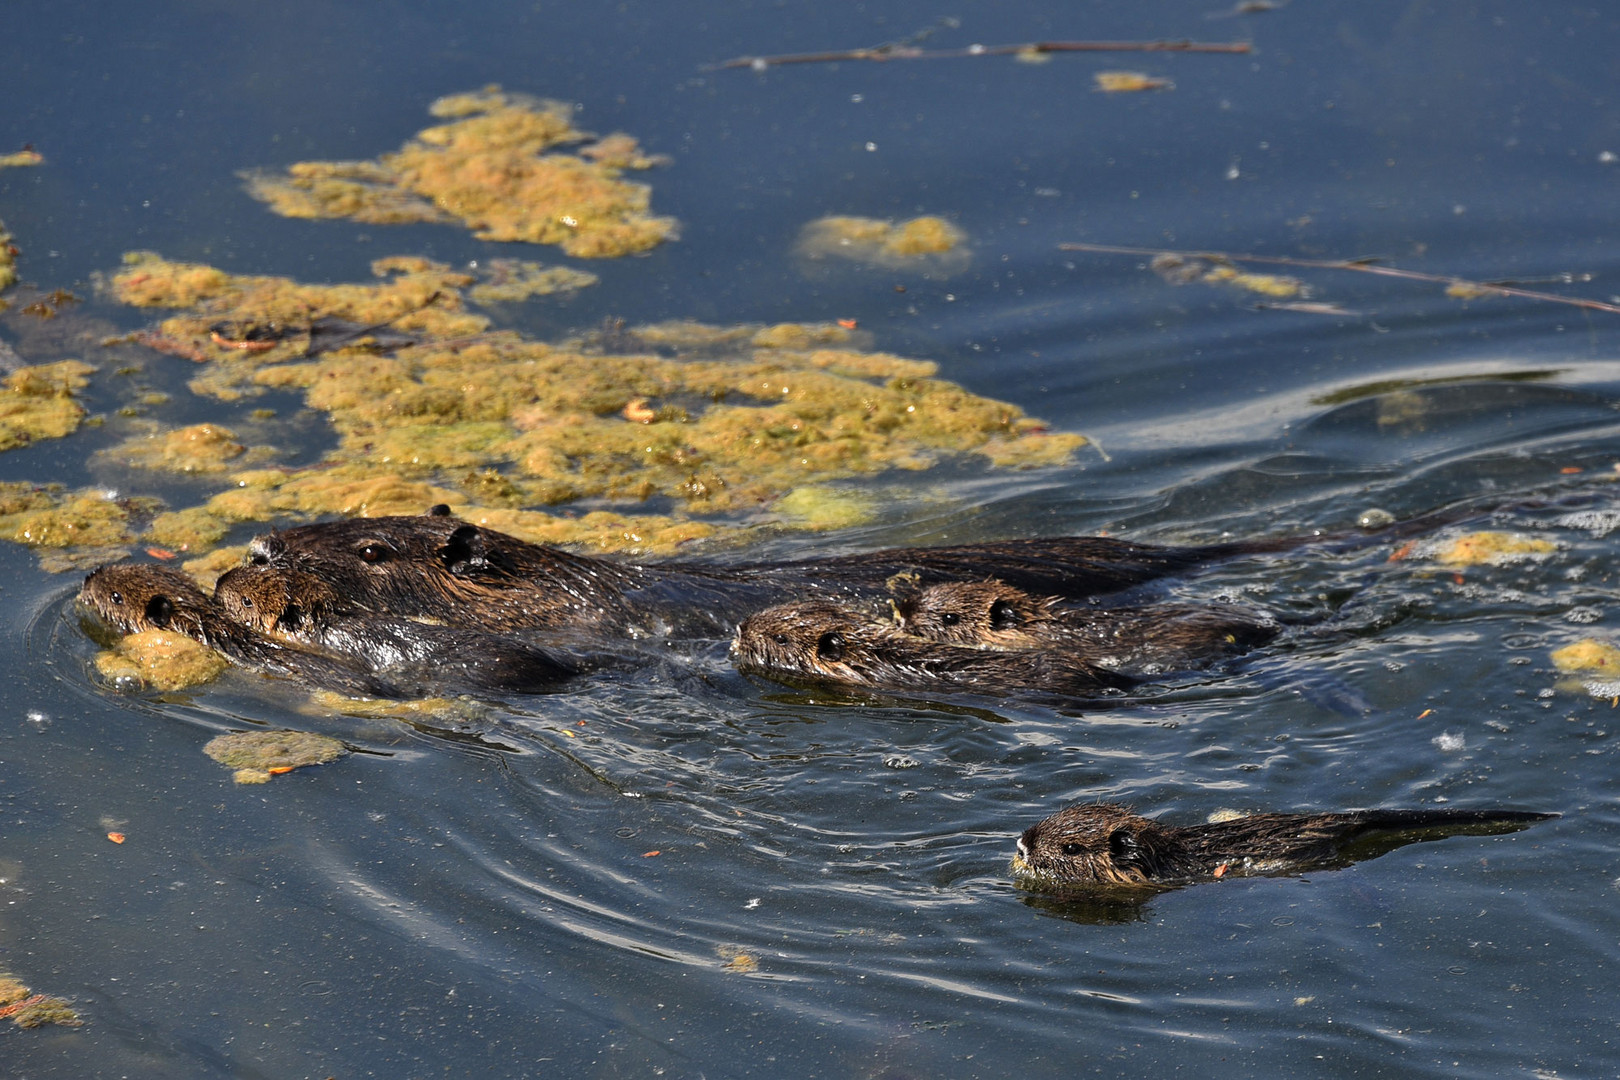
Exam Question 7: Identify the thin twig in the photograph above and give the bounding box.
[716,39,1252,70]
[1059,241,1620,316]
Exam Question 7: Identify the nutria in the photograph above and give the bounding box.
[215,503,1447,646]
[79,563,394,696]
[893,580,1280,673]
[81,563,576,697]
[1012,802,1558,891]
[730,600,1135,697]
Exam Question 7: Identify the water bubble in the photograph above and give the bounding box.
[883,755,919,770]
[1357,508,1396,529]
[1432,730,1466,752]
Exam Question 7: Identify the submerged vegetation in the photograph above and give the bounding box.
[796,215,968,273]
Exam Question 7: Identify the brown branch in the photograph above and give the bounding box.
[1059,241,1620,316]
[716,39,1252,70]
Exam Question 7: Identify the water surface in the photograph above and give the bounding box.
[4,2,1620,1076]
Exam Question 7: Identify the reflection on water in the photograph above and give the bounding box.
[5,0,1620,1076]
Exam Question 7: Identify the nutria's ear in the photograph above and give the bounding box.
[1107,827,1144,870]
[440,524,490,575]
[988,599,1022,630]
[425,503,452,517]
[143,595,175,629]
[816,631,846,663]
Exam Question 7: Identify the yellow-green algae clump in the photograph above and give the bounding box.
[0,360,95,451]
[0,973,82,1029]
[1551,639,1620,676]
[94,629,228,691]
[0,482,135,549]
[469,258,599,304]
[204,729,348,784]
[797,215,968,273]
[98,422,273,474]
[1431,531,1559,567]
[244,87,677,258]
[113,253,1083,555]
[0,219,16,293]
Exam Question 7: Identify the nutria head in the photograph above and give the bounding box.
[893,580,1054,646]
[80,564,212,637]
[1012,804,1173,890]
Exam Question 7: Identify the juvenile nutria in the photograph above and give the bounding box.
[82,563,577,697]
[731,600,1135,697]
[1013,802,1558,890]
[893,580,1280,673]
[80,563,395,697]
[215,505,1404,644]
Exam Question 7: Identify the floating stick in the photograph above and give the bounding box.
[1059,241,1620,316]
[716,39,1252,70]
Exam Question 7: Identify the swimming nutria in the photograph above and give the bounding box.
[215,503,1441,646]
[893,580,1280,673]
[1012,802,1558,891]
[81,563,577,697]
[730,600,1135,697]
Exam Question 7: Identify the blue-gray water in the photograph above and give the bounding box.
[4,2,1620,1076]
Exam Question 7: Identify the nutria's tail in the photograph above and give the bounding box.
[1334,808,1559,834]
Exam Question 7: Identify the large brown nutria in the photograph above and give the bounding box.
[730,600,1135,697]
[214,504,1442,645]
[81,563,576,697]
[1012,802,1558,891]
[893,580,1280,673]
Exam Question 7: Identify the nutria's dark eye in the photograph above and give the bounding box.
[816,631,846,662]
[772,632,791,646]
[939,611,960,626]
[108,590,124,606]
[1060,842,1085,857]
[358,542,391,564]
[237,595,253,608]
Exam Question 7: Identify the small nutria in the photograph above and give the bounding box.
[81,564,576,697]
[731,600,1135,697]
[1012,802,1558,891]
[893,580,1280,673]
[80,563,395,697]
[215,505,1373,646]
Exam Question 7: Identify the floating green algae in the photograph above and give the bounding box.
[0,360,95,451]
[244,87,677,258]
[796,215,969,273]
[0,973,82,1029]
[203,729,348,784]
[469,258,598,304]
[0,219,16,294]
[110,252,1084,555]
[98,422,272,474]
[94,629,228,691]
[0,482,136,549]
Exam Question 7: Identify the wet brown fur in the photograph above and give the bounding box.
[213,506,1349,646]
[731,600,1134,697]
[893,580,1280,673]
[1013,802,1557,890]
[82,563,576,697]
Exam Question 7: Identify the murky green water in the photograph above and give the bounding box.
[5,2,1620,1076]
